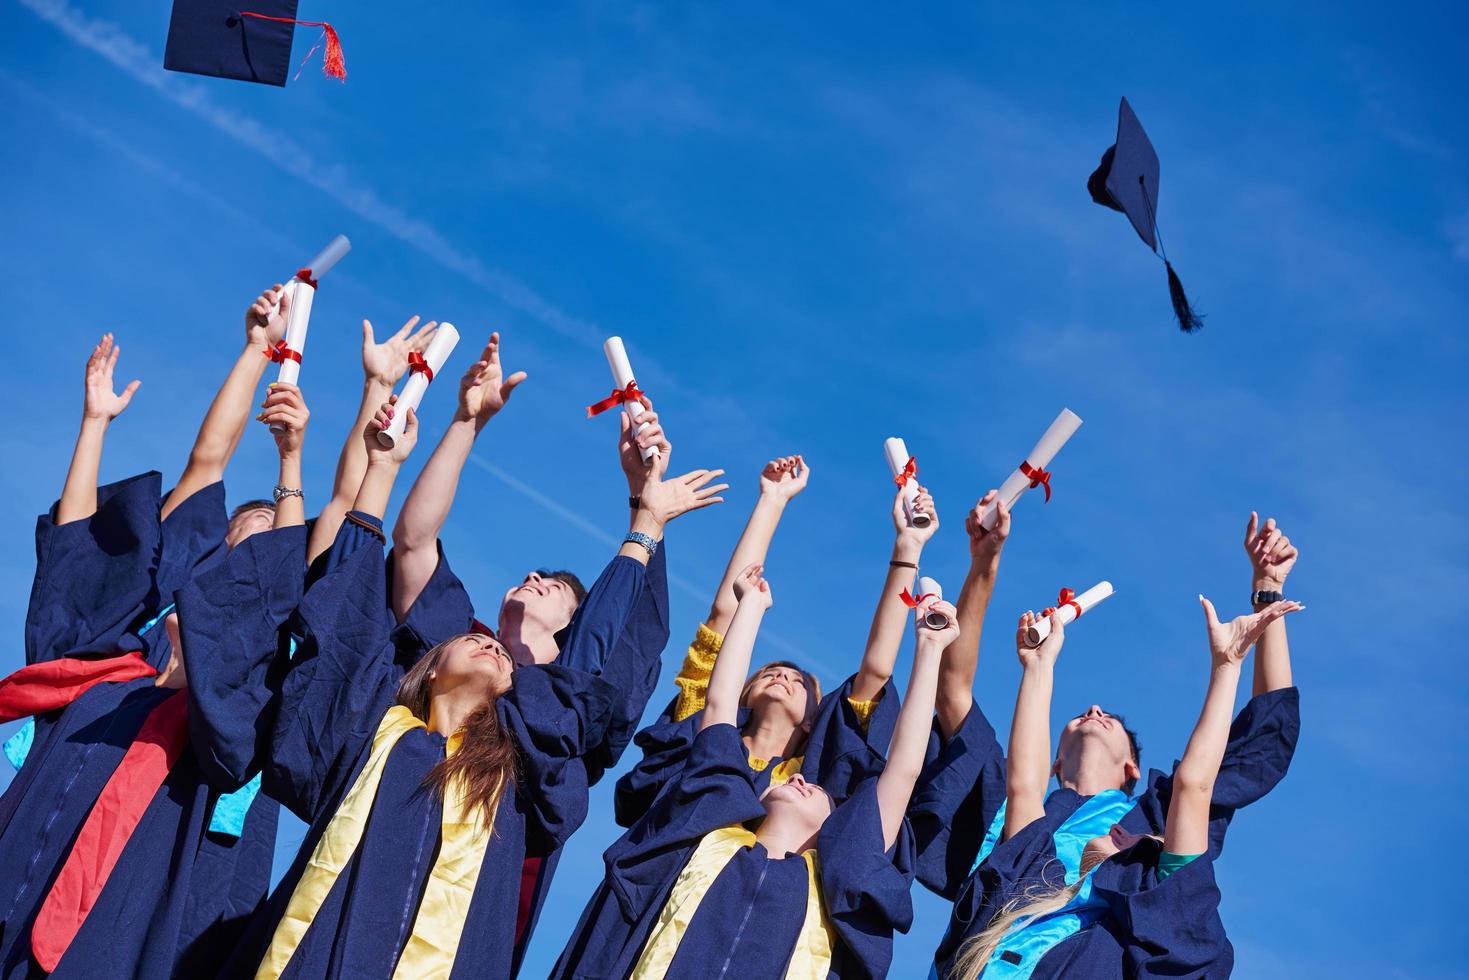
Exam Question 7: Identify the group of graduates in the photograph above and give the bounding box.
[0,283,1303,979]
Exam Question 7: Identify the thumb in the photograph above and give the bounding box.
[1199,595,1220,630]
[404,407,418,434]
[501,371,528,400]
[118,380,142,408]
[619,411,631,437]
[279,287,291,317]
[362,319,376,346]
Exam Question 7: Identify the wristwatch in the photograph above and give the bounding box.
[1250,590,1284,606]
[624,530,658,558]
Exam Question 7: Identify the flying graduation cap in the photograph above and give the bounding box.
[164,0,345,87]
[1087,98,1203,332]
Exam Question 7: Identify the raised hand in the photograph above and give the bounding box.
[894,485,940,544]
[759,455,809,501]
[639,467,728,527]
[245,285,289,348]
[366,396,418,464]
[620,397,670,491]
[456,332,528,427]
[258,383,310,459]
[1016,609,1063,669]
[916,598,960,646]
[1244,512,1299,591]
[362,316,438,387]
[965,490,1010,569]
[732,562,774,609]
[1199,596,1303,669]
[82,333,141,422]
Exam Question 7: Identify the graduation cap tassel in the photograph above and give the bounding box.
[1165,259,1205,333]
[238,12,347,81]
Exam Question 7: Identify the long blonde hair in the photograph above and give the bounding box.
[949,878,1083,980]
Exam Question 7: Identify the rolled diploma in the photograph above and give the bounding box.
[979,408,1083,531]
[378,323,461,448]
[604,336,659,463]
[268,234,352,317]
[1023,581,1114,647]
[916,576,948,629]
[883,436,931,528]
[267,235,351,413]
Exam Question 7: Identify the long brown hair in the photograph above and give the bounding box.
[740,660,822,753]
[395,635,519,829]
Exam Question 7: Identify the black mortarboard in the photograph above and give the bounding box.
[164,0,345,87]
[1088,97,1204,332]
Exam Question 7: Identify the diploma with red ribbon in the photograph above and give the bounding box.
[978,408,1083,532]
[902,576,949,629]
[1023,581,1114,647]
[378,323,461,449]
[883,436,931,528]
[595,337,659,463]
[266,235,351,435]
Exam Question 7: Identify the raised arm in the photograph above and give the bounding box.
[390,332,526,617]
[1003,609,1063,840]
[703,456,808,633]
[358,401,420,519]
[617,403,726,567]
[877,597,958,849]
[1166,596,1302,856]
[1244,512,1299,697]
[307,316,437,561]
[257,383,310,530]
[57,334,142,524]
[935,491,1011,739]
[851,485,938,701]
[701,564,773,730]
[162,286,286,520]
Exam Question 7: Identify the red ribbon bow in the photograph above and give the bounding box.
[1041,587,1082,620]
[407,351,434,382]
[263,340,301,365]
[894,456,918,488]
[586,380,646,418]
[294,266,318,290]
[900,588,937,608]
[1020,460,1053,502]
[238,13,347,81]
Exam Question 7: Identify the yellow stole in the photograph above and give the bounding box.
[256,705,497,980]
[631,824,836,979]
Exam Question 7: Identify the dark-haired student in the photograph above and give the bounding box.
[0,301,302,978]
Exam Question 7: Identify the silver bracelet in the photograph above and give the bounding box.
[273,485,305,504]
[623,530,658,557]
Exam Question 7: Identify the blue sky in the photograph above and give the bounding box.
[2,1,1466,976]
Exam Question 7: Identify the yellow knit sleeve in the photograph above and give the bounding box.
[671,623,724,722]
[846,695,881,733]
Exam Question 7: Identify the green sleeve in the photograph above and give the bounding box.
[1156,851,1203,880]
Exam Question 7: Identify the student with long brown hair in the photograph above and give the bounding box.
[615,460,942,823]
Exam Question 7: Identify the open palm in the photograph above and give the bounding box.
[83,333,141,421]
[1200,596,1303,668]
[362,316,437,387]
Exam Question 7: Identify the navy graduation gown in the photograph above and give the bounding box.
[0,475,278,980]
[613,671,902,828]
[909,703,1008,900]
[224,518,617,980]
[553,724,915,980]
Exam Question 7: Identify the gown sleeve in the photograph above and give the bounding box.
[498,663,617,857]
[1123,687,1300,857]
[605,723,767,920]
[1089,846,1234,979]
[264,515,401,822]
[554,554,648,676]
[177,524,307,791]
[800,672,901,802]
[612,703,754,828]
[817,778,918,980]
[583,544,670,787]
[154,479,229,602]
[24,471,162,665]
[385,540,478,659]
[908,702,1007,898]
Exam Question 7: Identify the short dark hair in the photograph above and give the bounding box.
[1107,709,1143,795]
[230,499,276,521]
[536,569,587,606]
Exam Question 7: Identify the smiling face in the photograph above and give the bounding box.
[429,632,515,702]
[498,571,581,651]
[1054,705,1141,792]
[759,773,835,842]
[741,662,818,730]
[225,504,275,550]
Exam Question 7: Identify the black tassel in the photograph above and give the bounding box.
[1165,259,1204,333]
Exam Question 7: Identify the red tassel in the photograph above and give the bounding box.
[239,12,347,82]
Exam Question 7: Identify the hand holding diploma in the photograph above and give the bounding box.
[590,336,658,463]
[979,408,1083,531]
[378,323,461,448]
[1022,581,1114,647]
[884,436,931,528]
[267,234,352,392]
[903,576,950,630]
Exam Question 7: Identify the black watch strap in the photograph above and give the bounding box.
[1251,589,1284,605]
